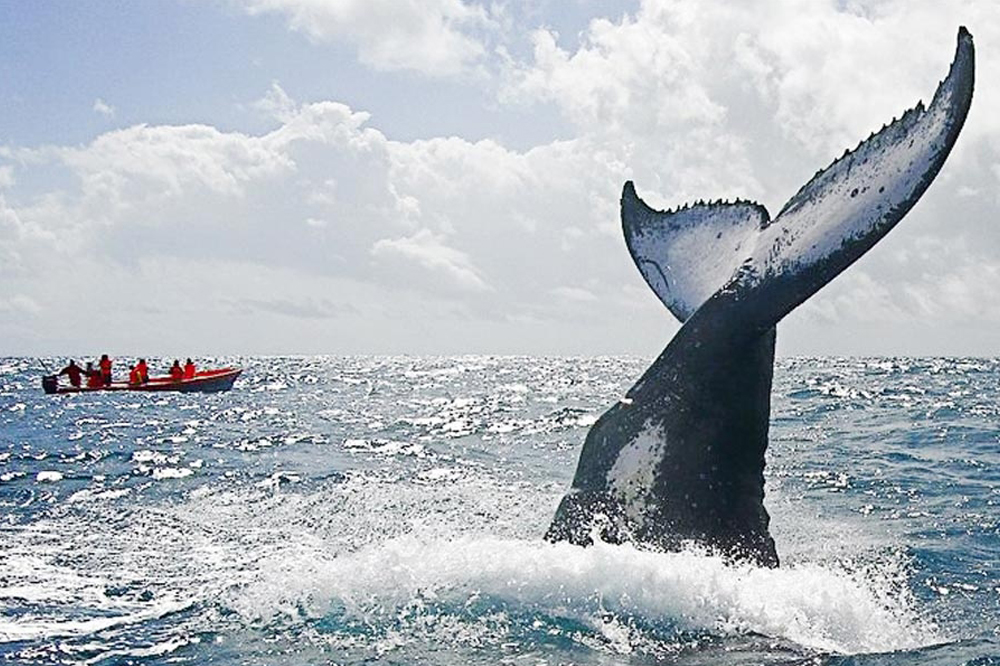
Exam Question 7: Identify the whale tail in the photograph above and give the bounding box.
[620,186,770,323]
[547,28,975,567]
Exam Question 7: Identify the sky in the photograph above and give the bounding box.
[1,0,998,357]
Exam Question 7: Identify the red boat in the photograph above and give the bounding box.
[42,368,242,394]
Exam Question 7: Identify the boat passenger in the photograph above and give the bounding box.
[98,354,113,387]
[128,365,142,386]
[58,360,85,388]
[169,360,184,382]
[136,358,149,383]
[85,362,103,388]
[183,358,195,379]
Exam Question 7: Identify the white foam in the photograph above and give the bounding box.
[0,437,947,659]
[227,532,939,656]
[151,467,194,480]
[67,487,131,503]
[416,467,462,484]
[343,438,427,457]
[0,548,193,643]
[255,471,302,492]
[0,598,190,642]
[132,450,179,465]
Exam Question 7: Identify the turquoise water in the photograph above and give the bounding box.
[1,356,998,664]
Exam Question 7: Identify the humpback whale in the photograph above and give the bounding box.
[546,28,975,567]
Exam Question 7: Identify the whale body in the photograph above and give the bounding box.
[546,28,975,567]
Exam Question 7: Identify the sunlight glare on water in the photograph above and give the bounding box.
[1,356,998,664]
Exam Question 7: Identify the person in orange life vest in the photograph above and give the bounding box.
[128,365,142,385]
[85,362,103,388]
[136,358,149,383]
[58,360,85,388]
[98,354,112,387]
[169,360,183,381]
[183,358,195,379]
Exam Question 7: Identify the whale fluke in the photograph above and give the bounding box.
[621,183,770,322]
[546,28,974,567]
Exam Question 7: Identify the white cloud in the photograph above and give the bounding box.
[797,270,910,324]
[794,235,1000,329]
[2,1,1000,354]
[0,194,36,275]
[61,123,293,198]
[0,294,41,315]
[503,17,726,134]
[238,0,491,76]
[500,0,1000,203]
[499,5,766,206]
[0,81,650,352]
[253,82,297,123]
[550,286,598,303]
[92,98,115,119]
[489,0,1000,354]
[372,228,491,292]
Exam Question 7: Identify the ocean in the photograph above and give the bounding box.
[1,356,998,665]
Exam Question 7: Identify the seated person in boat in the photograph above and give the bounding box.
[85,362,104,388]
[58,360,85,388]
[184,358,196,379]
[128,365,143,386]
[136,358,149,383]
[98,354,113,387]
[169,360,184,381]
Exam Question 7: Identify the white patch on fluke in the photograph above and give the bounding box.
[624,198,765,320]
[607,420,664,521]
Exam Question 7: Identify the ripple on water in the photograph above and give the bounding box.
[0,356,998,665]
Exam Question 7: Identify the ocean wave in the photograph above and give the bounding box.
[223,532,938,656]
[1,356,998,664]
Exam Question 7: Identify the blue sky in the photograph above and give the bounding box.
[0,1,594,148]
[1,0,998,356]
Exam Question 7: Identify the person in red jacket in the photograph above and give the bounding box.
[169,360,184,381]
[183,358,196,379]
[98,354,112,387]
[128,365,142,385]
[85,362,103,388]
[58,360,85,388]
[136,358,149,383]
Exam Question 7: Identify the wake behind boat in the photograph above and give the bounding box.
[42,367,242,394]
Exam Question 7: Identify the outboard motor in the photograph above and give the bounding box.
[42,375,58,394]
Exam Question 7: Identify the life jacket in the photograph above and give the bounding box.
[183,362,195,379]
[136,361,148,382]
[129,367,142,385]
[170,365,184,381]
[86,372,104,388]
[99,357,112,376]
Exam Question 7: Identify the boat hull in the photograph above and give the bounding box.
[42,368,242,394]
